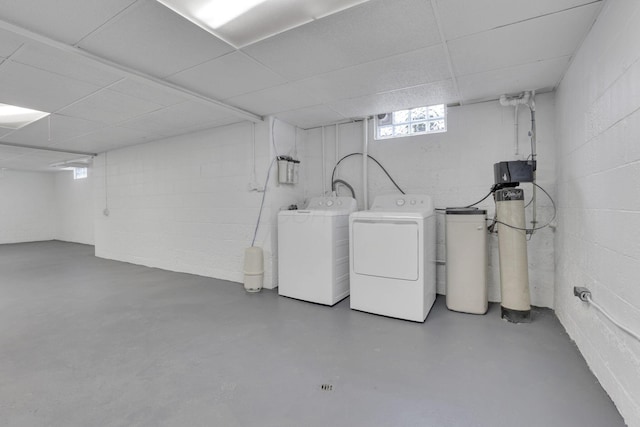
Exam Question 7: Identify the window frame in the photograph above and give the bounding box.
[374,104,447,140]
[73,167,88,180]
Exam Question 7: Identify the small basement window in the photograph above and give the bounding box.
[375,104,446,140]
[73,167,88,180]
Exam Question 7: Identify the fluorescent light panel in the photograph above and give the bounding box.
[0,103,50,130]
[157,0,371,47]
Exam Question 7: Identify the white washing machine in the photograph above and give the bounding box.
[349,194,436,322]
[278,196,357,305]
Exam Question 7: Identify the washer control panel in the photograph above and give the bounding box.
[305,196,357,212]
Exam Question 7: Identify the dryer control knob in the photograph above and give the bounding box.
[326,200,334,207]
[396,198,405,206]
[410,199,416,205]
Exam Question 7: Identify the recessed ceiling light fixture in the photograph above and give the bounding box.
[0,103,50,130]
[156,0,371,48]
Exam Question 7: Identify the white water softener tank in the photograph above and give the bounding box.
[445,208,488,314]
[495,188,531,322]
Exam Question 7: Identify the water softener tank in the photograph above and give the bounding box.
[495,188,531,322]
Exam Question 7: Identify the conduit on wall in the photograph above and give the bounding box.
[321,126,326,195]
[499,91,529,156]
[362,118,369,209]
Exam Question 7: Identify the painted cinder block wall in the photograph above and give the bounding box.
[55,170,94,245]
[554,1,640,425]
[303,93,556,308]
[0,169,56,244]
[92,119,303,289]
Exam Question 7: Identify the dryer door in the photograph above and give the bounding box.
[352,220,419,281]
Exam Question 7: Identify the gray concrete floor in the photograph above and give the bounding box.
[0,241,625,427]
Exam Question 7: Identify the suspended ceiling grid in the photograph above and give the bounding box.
[0,0,602,170]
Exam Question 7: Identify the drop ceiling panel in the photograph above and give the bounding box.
[276,105,347,129]
[436,0,602,41]
[0,61,100,112]
[79,0,234,78]
[225,83,321,116]
[120,101,240,136]
[168,52,286,100]
[0,0,138,45]
[299,45,450,103]
[243,0,440,81]
[58,89,163,125]
[457,56,571,102]
[109,79,188,107]
[0,28,24,57]
[0,151,78,171]
[449,3,602,76]
[328,80,459,118]
[62,126,164,153]
[10,43,123,86]
[0,144,31,160]
[0,114,105,146]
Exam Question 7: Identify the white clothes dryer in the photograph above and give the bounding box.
[349,194,436,322]
[278,196,357,305]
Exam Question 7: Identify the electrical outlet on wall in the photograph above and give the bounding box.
[247,181,261,191]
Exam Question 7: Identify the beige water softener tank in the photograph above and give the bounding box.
[445,208,488,314]
[495,188,531,322]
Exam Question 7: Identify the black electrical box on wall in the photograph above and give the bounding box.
[494,160,536,185]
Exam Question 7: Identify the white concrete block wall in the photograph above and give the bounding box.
[302,94,556,307]
[54,170,94,245]
[0,169,56,244]
[93,120,306,289]
[555,1,640,425]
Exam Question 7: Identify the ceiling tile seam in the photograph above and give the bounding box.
[103,120,242,152]
[446,0,603,43]
[321,78,455,107]
[236,48,304,89]
[0,17,263,124]
[0,79,165,148]
[72,0,143,47]
[0,76,114,143]
[287,43,447,87]
[301,117,365,131]
[161,49,240,80]
[455,54,573,79]
[428,1,461,104]
[554,1,608,95]
[228,0,374,49]
[155,0,239,49]
[48,77,131,115]
[159,48,295,101]
[2,37,26,60]
[488,0,603,33]
[240,38,445,89]
[0,141,97,157]
[222,80,323,109]
[275,104,348,126]
[6,52,117,88]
